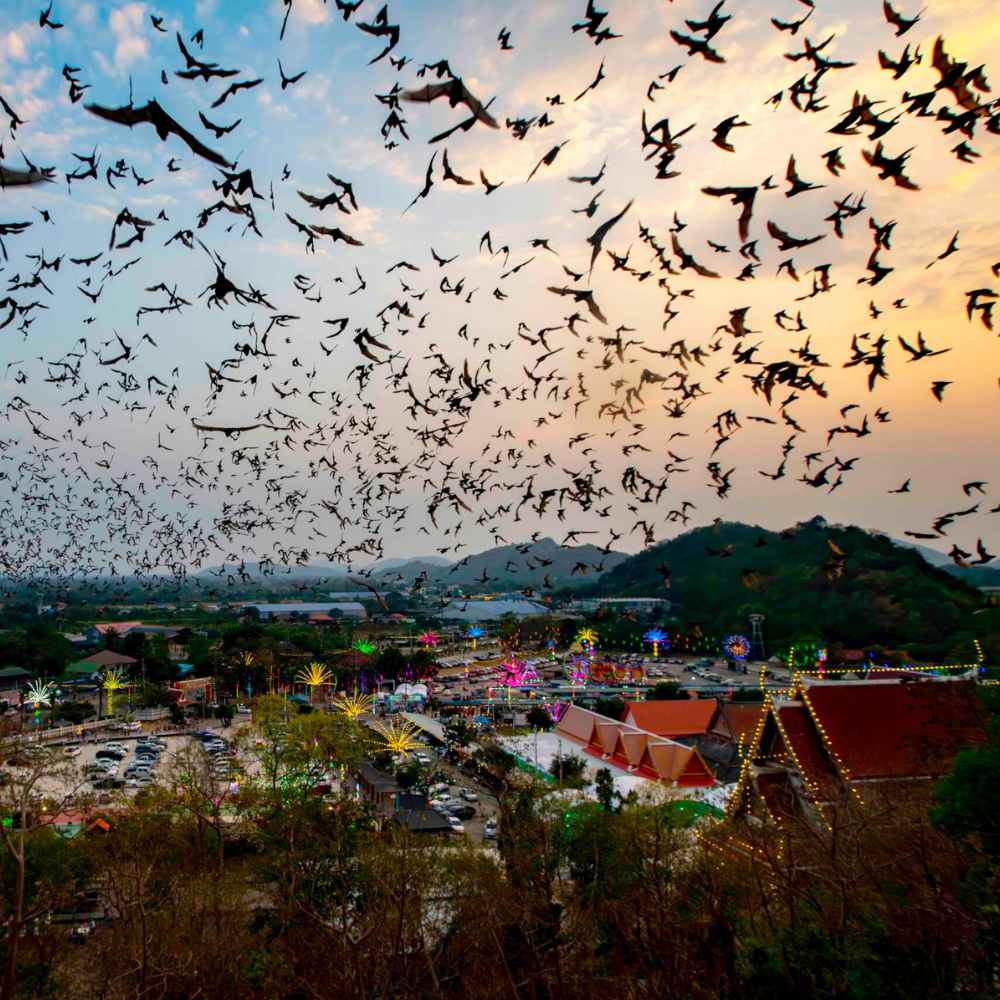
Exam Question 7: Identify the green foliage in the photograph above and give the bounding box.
[933,687,1000,856]
[732,687,766,702]
[547,752,587,786]
[594,517,992,659]
[592,696,625,720]
[932,745,1000,856]
[648,681,686,700]
[444,715,475,746]
[594,767,616,812]
[525,706,553,731]
[54,700,95,724]
[3,623,73,678]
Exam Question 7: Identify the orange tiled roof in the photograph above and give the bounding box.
[623,699,719,738]
[556,705,715,787]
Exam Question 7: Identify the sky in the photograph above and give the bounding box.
[0,0,997,583]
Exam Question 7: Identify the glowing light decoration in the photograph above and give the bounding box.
[331,690,374,720]
[102,669,127,716]
[466,625,485,650]
[569,658,589,686]
[547,700,567,724]
[576,627,598,660]
[25,680,53,724]
[547,637,558,660]
[369,717,427,755]
[496,657,530,687]
[296,661,333,700]
[25,680,53,709]
[723,634,751,661]
[418,631,439,649]
[643,628,668,658]
[351,639,375,656]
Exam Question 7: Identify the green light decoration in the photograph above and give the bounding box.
[351,639,375,655]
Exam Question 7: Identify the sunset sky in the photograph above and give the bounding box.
[0,0,997,579]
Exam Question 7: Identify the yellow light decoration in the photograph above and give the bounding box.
[368,717,427,755]
[331,690,374,720]
[297,661,333,689]
[102,668,127,716]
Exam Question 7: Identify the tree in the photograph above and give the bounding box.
[0,748,86,999]
[932,687,1000,856]
[525,706,552,731]
[594,767,617,812]
[648,681,687,701]
[592,696,625,720]
[547,753,586,786]
[444,715,475,748]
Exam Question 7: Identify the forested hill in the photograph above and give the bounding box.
[593,517,995,661]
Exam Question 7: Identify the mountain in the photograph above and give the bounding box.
[368,555,453,573]
[374,537,627,590]
[196,562,352,582]
[593,516,996,662]
[895,539,1000,587]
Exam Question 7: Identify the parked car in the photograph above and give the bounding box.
[447,816,465,833]
[63,745,81,757]
[459,789,478,802]
[90,776,124,789]
[483,819,498,840]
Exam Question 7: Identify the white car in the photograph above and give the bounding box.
[447,816,465,833]
[459,789,478,802]
[63,745,81,757]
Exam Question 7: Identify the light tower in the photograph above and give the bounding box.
[749,614,766,663]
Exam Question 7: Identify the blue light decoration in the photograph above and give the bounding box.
[722,634,751,661]
[467,625,485,650]
[643,628,668,658]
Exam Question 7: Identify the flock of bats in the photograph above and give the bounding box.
[0,0,996,602]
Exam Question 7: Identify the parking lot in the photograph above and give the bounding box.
[4,719,250,804]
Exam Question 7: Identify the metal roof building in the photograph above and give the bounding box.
[438,599,551,622]
[245,602,367,620]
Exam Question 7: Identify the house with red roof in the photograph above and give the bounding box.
[555,705,716,787]
[730,677,986,826]
[622,699,720,740]
[622,698,768,782]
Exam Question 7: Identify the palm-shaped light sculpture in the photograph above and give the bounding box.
[235,650,256,698]
[644,628,668,658]
[418,631,439,650]
[467,625,485,650]
[369,717,427,755]
[296,661,334,702]
[576,627,598,660]
[25,680,53,725]
[330,689,374,720]
[102,668,127,717]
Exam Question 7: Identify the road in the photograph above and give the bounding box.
[428,753,500,845]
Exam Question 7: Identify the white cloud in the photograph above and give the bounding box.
[75,3,97,28]
[107,3,149,74]
[2,30,27,62]
[291,0,329,27]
